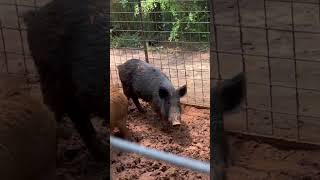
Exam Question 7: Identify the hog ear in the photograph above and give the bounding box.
[159,86,169,99]
[116,64,122,71]
[177,85,187,97]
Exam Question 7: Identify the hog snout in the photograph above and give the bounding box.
[169,113,181,126]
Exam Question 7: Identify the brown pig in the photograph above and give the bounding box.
[110,86,129,138]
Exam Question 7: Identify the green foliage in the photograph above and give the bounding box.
[136,0,208,42]
[111,0,209,49]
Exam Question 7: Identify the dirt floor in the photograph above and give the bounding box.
[110,101,210,180]
[55,116,108,180]
[226,135,320,180]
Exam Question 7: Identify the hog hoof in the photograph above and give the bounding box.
[172,122,181,126]
[172,120,181,127]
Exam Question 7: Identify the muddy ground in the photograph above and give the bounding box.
[53,92,320,180]
[226,134,320,180]
[55,116,108,180]
[110,101,210,180]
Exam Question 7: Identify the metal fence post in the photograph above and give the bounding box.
[138,0,149,63]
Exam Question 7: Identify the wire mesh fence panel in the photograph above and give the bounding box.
[0,0,47,91]
[0,0,55,81]
[110,0,210,108]
[211,0,320,145]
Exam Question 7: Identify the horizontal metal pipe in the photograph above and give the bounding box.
[110,136,210,174]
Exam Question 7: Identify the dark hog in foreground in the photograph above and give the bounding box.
[110,86,129,139]
[117,59,187,126]
[22,0,108,162]
[211,72,247,180]
[0,74,56,180]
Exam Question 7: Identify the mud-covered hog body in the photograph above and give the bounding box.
[0,74,56,180]
[23,0,108,162]
[117,59,187,126]
[110,86,129,138]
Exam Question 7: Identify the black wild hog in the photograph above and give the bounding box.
[110,86,129,138]
[22,0,108,162]
[0,74,56,180]
[117,59,187,126]
[211,72,247,180]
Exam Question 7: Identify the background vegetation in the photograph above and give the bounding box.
[110,0,210,49]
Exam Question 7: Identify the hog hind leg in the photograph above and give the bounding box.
[131,95,146,113]
[117,122,129,139]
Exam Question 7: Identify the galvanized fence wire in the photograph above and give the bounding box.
[211,0,320,145]
[110,136,210,174]
[110,0,211,108]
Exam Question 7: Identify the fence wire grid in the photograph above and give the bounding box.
[110,0,210,108]
[1,1,54,106]
[211,0,320,146]
[0,1,42,78]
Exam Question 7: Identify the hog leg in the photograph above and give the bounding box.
[151,104,162,121]
[157,110,165,122]
[117,122,129,139]
[121,86,131,100]
[131,95,146,113]
[67,102,107,163]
